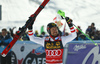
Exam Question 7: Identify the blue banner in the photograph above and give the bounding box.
[66,43,100,64]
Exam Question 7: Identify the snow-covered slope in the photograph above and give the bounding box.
[0,0,100,34]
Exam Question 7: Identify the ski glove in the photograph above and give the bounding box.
[27,17,35,30]
[65,17,73,27]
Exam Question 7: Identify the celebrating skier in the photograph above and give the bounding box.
[28,16,77,64]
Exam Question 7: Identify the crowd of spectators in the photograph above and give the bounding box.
[74,22,100,40]
[0,22,100,42]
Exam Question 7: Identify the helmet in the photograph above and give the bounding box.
[47,22,58,34]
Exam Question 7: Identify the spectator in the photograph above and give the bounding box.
[39,32,48,38]
[9,27,24,41]
[75,26,82,40]
[78,34,89,40]
[97,30,100,40]
[91,22,96,31]
[34,30,39,37]
[90,30,100,40]
[86,26,91,35]
[90,23,96,38]
[86,22,96,39]
[21,32,30,41]
[9,27,16,38]
[0,28,12,64]
[39,32,45,38]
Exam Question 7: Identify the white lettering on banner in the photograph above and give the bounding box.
[26,57,46,64]
[82,46,100,64]
[46,59,62,62]
[73,44,86,51]
[26,57,36,64]
[38,58,42,64]
[32,58,36,64]
[42,58,46,64]
[46,49,62,56]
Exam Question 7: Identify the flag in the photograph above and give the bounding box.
[40,25,45,34]
[53,14,63,28]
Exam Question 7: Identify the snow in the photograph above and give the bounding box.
[0,0,100,34]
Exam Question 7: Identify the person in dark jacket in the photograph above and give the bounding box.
[0,28,12,64]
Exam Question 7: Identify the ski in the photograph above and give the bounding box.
[1,0,50,57]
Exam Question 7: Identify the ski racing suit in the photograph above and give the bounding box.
[28,26,77,64]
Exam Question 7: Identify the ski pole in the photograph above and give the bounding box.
[57,10,98,46]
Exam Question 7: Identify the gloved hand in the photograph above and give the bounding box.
[27,17,35,30]
[28,23,33,30]
[65,17,73,27]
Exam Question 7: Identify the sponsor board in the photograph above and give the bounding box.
[12,41,46,64]
[66,43,100,64]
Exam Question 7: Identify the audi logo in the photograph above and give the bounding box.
[46,49,62,56]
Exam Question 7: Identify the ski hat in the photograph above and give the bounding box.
[47,22,59,34]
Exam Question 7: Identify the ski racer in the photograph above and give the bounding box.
[27,16,77,64]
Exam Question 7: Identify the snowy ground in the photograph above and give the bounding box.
[0,0,100,34]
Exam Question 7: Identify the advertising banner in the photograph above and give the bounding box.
[11,41,46,64]
[66,43,100,64]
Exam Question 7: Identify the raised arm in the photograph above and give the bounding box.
[27,18,45,46]
[61,17,77,46]
[28,30,45,46]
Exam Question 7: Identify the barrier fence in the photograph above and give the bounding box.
[0,40,100,64]
[66,43,100,64]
